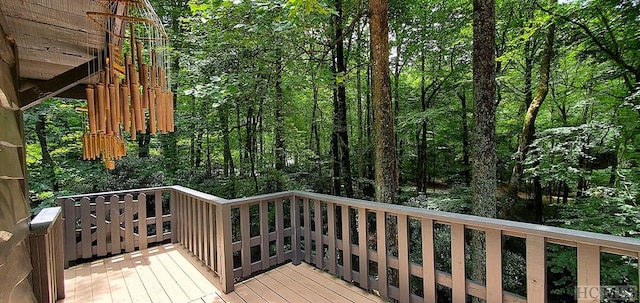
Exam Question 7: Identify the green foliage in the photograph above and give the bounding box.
[546,191,640,300]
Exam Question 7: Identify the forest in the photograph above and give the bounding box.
[25,0,639,301]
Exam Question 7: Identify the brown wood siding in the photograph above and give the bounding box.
[0,23,36,302]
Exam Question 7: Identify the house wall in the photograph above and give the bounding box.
[0,22,37,303]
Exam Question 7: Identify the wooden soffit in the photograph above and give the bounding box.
[0,0,129,110]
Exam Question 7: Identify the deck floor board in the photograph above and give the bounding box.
[58,244,385,303]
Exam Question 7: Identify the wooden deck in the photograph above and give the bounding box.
[58,244,384,303]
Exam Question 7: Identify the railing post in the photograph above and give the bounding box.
[217,203,235,293]
[290,194,301,265]
[30,207,65,303]
[170,189,177,243]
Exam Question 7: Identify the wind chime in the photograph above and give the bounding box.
[80,0,174,169]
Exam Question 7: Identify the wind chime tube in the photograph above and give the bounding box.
[131,83,142,133]
[141,64,150,110]
[92,134,97,160]
[86,85,97,134]
[151,50,157,87]
[128,64,141,135]
[121,85,131,132]
[157,91,165,133]
[87,134,93,160]
[90,134,95,160]
[149,88,157,134]
[99,134,104,161]
[108,43,115,83]
[96,84,106,133]
[140,65,148,134]
[136,42,146,109]
[129,22,136,68]
[82,134,87,160]
[115,80,121,128]
[91,134,96,160]
[104,76,112,135]
[109,84,117,133]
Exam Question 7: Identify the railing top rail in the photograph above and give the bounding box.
[170,185,229,204]
[57,186,174,200]
[30,206,62,234]
[290,190,640,254]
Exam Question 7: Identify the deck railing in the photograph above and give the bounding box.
[57,186,640,302]
[29,206,65,303]
[57,187,174,266]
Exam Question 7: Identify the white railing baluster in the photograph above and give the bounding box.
[341,205,351,281]
[358,207,369,290]
[577,243,600,303]
[169,189,177,243]
[327,202,337,274]
[95,196,107,257]
[291,195,301,265]
[155,193,163,242]
[124,194,135,252]
[526,235,546,303]
[276,200,285,264]
[260,200,270,269]
[110,195,121,255]
[485,228,502,302]
[80,197,91,259]
[451,223,466,303]
[138,193,147,250]
[314,200,323,268]
[376,210,388,298]
[240,203,251,277]
[303,198,311,263]
[63,198,75,267]
[422,218,436,302]
[397,214,410,303]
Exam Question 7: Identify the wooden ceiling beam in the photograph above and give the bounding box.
[18,56,99,110]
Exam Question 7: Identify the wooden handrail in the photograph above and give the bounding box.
[56,186,640,301]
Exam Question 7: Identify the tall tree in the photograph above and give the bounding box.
[471,0,496,294]
[509,0,557,222]
[370,0,398,204]
[35,113,59,192]
[275,57,285,191]
[330,0,353,197]
[472,0,497,217]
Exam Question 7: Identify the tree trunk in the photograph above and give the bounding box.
[331,0,353,197]
[393,35,403,182]
[331,55,342,196]
[194,132,203,169]
[509,2,556,211]
[417,51,428,193]
[356,23,364,180]
[137,133,150,158]
[472,0,497,212]
[274,58,285,192]
[458,87,471,186]
[370,0,398,204]
[471,0,497,289]
[220,103,234,178]
[206,132,212,177]
[35,114,59,192]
